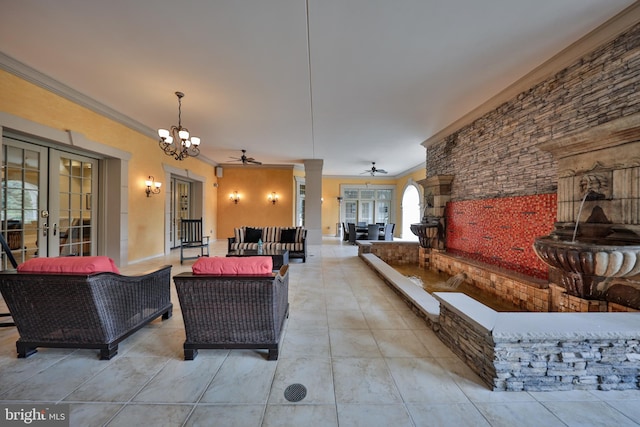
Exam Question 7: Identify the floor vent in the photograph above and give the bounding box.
[284,383,307,402]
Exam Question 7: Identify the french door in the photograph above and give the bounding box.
[169,178,192,248]
[1,136,98,268]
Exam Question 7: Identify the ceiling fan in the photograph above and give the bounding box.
[229,149,262,165]
[362,162,388,176]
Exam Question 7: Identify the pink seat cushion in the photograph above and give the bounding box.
[192,256,273,275]
[17,256,120,274]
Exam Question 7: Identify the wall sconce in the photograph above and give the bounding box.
[268,192,279,205]
[145,176,162,197]
[230,191,240,204]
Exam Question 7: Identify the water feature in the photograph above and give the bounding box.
[390,263,523,312]
[533,114,640,306]
[571,190,598,242]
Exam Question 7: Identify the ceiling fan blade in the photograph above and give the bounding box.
[377,169,388,174]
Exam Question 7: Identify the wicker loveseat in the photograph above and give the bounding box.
[174,257,289,360]
[227,226,307,262]
[0,259,173,360]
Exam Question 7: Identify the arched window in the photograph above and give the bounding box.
[401,183,421,240]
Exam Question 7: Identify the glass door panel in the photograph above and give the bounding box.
[1,141,48,268]
[344,201,357,224]
[376,201,390,224]
[54,153,96,256]
[359,200,374,225]
[170,177,191,248]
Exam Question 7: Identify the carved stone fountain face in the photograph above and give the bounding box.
[533,113,640,301]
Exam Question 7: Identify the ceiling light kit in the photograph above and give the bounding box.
[158,91,201,161]
[363,162,388,176]
[229,149,262,165]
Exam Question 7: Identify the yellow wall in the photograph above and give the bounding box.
[1,69,427,258]
[0,70,217,263]
[216,165,294,238]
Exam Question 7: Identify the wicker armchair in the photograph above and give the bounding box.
[0,265,173,360]
[174,264,289,360]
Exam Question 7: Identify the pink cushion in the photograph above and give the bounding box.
[192,256,273,275]
[17,256,120,274]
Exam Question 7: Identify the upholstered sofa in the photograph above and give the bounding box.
[227,226,307,262]
[174,256,289,360]
[0,256,173,360]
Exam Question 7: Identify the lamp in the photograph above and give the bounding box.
[158,91,201,161]
[268,192,278,205]
[230,191,240,204]
[145,176,162,197]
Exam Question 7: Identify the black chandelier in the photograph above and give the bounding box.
[158,91,201,160]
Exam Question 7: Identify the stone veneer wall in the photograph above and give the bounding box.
[358,241,419,265]
[426,22,640,201]
[424,22,640,276]
[435,293,640,391]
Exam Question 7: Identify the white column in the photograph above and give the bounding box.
[303,159,323,245]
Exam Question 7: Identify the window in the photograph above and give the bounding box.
[340,185,395,225]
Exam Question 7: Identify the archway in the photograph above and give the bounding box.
[402,185,420,240]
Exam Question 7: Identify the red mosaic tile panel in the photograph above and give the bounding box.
[445,193,557,279]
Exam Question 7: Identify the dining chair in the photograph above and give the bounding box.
[367,224,380,240]
[348,223,357,244]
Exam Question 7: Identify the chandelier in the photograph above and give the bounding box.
[158,91,201,160]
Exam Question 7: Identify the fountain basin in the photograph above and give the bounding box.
[533,236,640,299]
[410,218,443,249]
[533,237,640,278]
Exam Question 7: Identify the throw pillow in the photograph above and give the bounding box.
[245,227,262,243]
[192,256,273,275]
[280,228,297,243]
[17,256,120,274]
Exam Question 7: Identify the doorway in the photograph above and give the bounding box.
[1,135,98,268]
[402,184,420,240]
[169,177,193,249]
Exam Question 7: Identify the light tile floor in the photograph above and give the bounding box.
[0,238,639,426]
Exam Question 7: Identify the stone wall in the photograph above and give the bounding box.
[358,241,419,265]
[434,293,640,391]
[426,22,640,201]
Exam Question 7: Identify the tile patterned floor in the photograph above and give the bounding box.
[1,238,639,426]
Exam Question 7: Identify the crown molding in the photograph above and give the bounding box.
[0,51,156,140]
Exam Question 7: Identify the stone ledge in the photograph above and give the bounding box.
[361,253,440,322]
[432,292,498,331]
[493,312,640,341]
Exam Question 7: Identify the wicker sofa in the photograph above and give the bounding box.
[227,226,307,262]
[0,264,173,360]
[174,261,289,360]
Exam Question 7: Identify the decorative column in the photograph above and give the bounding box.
[304,159,323,245]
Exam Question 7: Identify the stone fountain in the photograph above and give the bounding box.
[533,113,640,305]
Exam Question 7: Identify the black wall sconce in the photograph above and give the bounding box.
[268,192,279,205]
[230,191,240,204]
[145,176,162,197]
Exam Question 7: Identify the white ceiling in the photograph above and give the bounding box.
[0,1,635,176]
